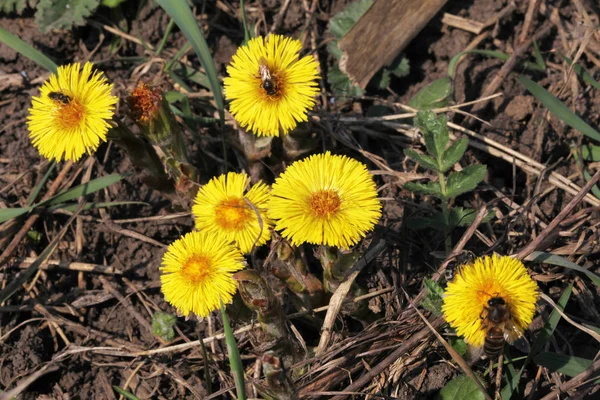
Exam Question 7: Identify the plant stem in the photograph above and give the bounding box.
[438,171,452,253]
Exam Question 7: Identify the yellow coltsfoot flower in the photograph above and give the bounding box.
[27,62,117,162]
[224,34,320,137]
[160,231,246,318]
[192,172,273,254]
[268,152,381,248]
[442,254,538,348]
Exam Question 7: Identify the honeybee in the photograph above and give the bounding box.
[258,57,277,96]
[445,250,476,283]
[480,295,522,358]
[48,91,72,104]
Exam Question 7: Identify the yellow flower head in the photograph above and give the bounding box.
[160,231,245,317]
[442,254,538,347]
[223,35,320,137]
[27,62,118,162]
[268,152,381,248]
[192,172,273,254]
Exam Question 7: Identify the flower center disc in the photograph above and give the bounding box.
[310,189,341,218]
[215,198,252,231]
[181,254,213,284]
[56,101,85,131]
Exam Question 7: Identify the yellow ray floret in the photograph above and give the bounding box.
[223,34,320,137]
[192,172,273,254]
[268,151,381,248]
[160,231,246,318]
[27,62,117,162]
[442,254,538,347]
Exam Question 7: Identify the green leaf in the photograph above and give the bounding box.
[156,0,224,124]
[415,111,449,160]
[562,55,600,91]
[389,54,410,78]
[581,144,600,161]
[448,336,467,357]
[36,0,101,33]
[408,77,453,110]
[371,68,391,90]
[112,386,141,400]
[404,181,443,197]
[48,201,147,213]
[0,0,31,13]
[239,0,252,44]
[327,65,364,97]
[151,311,177,341]
[583,168,600,200]
[0,27,57,72]
[445,165,486,199]
[439,375,486,400]
[501,284,572,399]
[532,40,546,71]
[534,352,593,377]
[422,277,444,316]
[27,161,56,206]
[36,174,123,208]
[404,148,439,172]
[328,0,373,40]
[526,251,600,287]
[101,0,127,7]
[449,207,494,228]
[220,300,247,400]
[440,138,468,173]
[519,75,600,142]
[0,207,30,224]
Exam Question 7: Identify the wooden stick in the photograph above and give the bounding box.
[338,0,448,89]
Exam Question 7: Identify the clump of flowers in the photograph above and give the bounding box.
[223,34,320,137]
[268,152,381,248]
[442,254,538,347]
[160,231,246,317]
[27,62,118,162]
[192,172,273,254]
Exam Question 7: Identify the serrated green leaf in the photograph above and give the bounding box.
[328,0,373,40]
[404,148,439,172]
[519,75,600,142]
[439,375,486,400]
[0,0,32,13]
[372,68,391,89]
[445,165,486,199]
[389,54,410,78]
[409,77,453,110]
[0,207,30,224]
[581,144,600,161]
[526,251,600,287]
[0,27,57,72]
[534,352,593,377]
[36,0,101,33]
[327,65,364,97]
[404,181,443,197]
[422,276,444,315]
[415,111,449,160]
[156,0,224,124]
[440,138,468,173]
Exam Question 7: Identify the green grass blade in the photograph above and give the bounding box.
[49,201,148,212]
[239,0,252,44]
[561,55,600,90]
[220,299,246,400]
[112,386,141,400]
[26,161,56,206]
[448,49,544,78]
[0,27,58,73]
[532,40,546,70]
[0,203,84,304]
[155,18,176,56]
[0,208,30,224]
[526,251,600,287]
[501,283,573,399]
[156,0,224,124]
[36,174,124,208]
[519,75,600,142]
